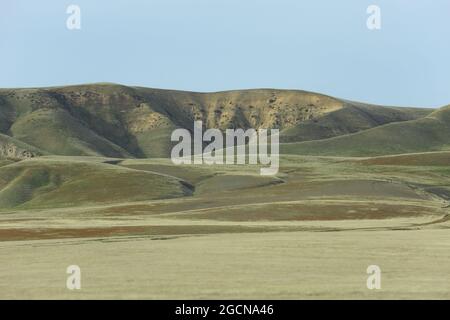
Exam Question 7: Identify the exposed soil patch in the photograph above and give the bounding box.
[0,224,315,241]
[169,202,438,221]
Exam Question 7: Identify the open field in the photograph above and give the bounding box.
[0,153,449,299]
[1,228,449,299]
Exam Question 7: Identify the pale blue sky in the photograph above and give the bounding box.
[1,0,449,107]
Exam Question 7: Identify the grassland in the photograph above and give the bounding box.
[0,153,449,299]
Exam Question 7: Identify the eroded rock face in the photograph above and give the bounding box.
[0,143,36,160]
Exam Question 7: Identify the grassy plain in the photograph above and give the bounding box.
[0,154,449,299]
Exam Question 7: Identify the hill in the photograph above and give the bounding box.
[0,157,192,210]
[281,105,450,157]
[0,83,432,158]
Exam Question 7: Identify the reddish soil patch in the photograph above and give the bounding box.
[0,224,311,241]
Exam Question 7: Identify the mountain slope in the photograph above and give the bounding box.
[281,105,450,157]
[0,83,433,158]
[279,102,430,142]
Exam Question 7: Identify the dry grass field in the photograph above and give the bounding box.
[0,154,449,299]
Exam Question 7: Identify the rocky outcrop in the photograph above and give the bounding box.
[0,142,37,160]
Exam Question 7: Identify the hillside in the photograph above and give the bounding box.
[0,83,432,158]
[281,105,450,157]
[280,101,430,143]
[0,133,44,159]
[0,157,192,210]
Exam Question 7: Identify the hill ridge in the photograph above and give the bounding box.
[0,83,437,159]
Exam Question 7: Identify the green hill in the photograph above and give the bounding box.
[0,83,432,159]
[279,102,430,142]
[281,105,450,157]
[0,158,192,210]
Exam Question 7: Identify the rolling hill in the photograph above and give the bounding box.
[281,105,450,156]
[0,83,433,159]
[0,157,192,210]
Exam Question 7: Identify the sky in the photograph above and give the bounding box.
[1,0,449,107]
